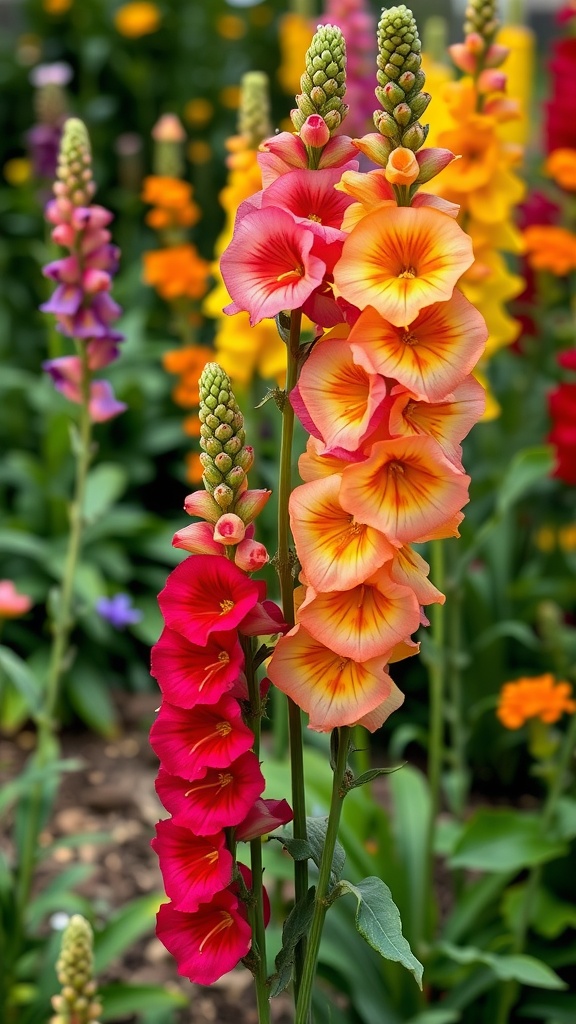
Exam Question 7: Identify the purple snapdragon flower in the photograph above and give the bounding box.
[96,594,143,630]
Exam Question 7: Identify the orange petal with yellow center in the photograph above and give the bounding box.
[267,624,397,731]
[389,545,445,606]
[297,569,421,661]
[339,435,470,545]
[334,206,474,327]
[295,337,388,451]
[388,375,486,466]
[298,435,361,483]
[348,291,487,403]
[353,679,405,732]
[290,474,394,591]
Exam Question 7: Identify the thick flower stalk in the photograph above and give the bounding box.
[50,915,101,1024]
[422,0,526,417]
[151,364,291,1008]
[142,113,211,483]
[203,72,286,389]
[41,118,126,422]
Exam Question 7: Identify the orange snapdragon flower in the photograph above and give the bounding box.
[522,225,576,276]
[497,674,576,729]
[141,176,200,231]
[114,1,160,37]
[143,245,211,302]
[545,148,576,192]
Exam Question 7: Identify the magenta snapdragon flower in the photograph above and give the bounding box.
[40,118,126,422]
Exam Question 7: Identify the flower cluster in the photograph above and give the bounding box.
[497,674,576,729]
[151,363,291,983]
[203,72,287,389]
[27,62,71,181]
[220,12,487,732]
[424,0,525,418]
[50,914,101,1024]
[41,118,126,422]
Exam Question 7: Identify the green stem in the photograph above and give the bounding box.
[445,544,468,819]
[425,539,446,942]
[14,342,93,937]
[276,308,308,1001]
[294,727,351,1024]
[494,711,576,1024]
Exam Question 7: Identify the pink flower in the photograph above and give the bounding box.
[258,131,358,187]
[152,820,233,913]
[156,892,252,985]
[150,627,245,709]
[150,696,256,781]
[155,752,265,835]
[234,538,269,573]
[0,580,32,618]
[172,521,225,555]
[235,798,294,842]
[220,207,326,326]
[157,555,261,646]
[261,167,355,244]
[213,513,246,545]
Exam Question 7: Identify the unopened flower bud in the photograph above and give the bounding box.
[152,113,186,178]
[172,521,223,555]
[235,538,269,573]
[234,488,272,524]
[401,121,428,150]
[51,915,100,1024]
[374,6,428,153]
[300,113,331,148]
[477,68,506,94]
[484,43,510,68]
[214,513,246,545]
[385,146,420,185]
[213,483,234,509]
[184,489,222,522]
[199,363,251,502]
[448,42,478,74]
[56,118,96,207]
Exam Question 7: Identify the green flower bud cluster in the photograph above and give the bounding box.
[290,24,349,135]
[373,5,430,154]
[238,71,272,150]
[55,118,96,207]
[464,0,499,48]
[199,363,254,511]
[50,916,101,1024]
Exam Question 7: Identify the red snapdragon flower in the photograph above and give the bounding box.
[151,627,244,708]
[155,752,265,835]
[158,555,261,646]
[156,892,252,985]
[152,820,233,913]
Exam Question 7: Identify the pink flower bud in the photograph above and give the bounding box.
[415,147,457,184]
[82,268,111,293]
[448,43,478,74]
[183,490,222,523]
[300,114,330,149]
[477,69,506,95]
[52,223,76,247]
[233,488,272,524]
[483,96,519,121]
[172,522,224,555]
[235,538,269,573]
[484,43,510,69]
[152,113,186,143]
[465,32,485,55]
[214,513,246,545]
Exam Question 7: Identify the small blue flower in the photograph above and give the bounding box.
[95,593,143,630]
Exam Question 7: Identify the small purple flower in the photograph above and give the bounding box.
[95,594,142,629]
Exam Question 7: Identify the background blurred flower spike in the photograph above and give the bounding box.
[50,915,101,1024]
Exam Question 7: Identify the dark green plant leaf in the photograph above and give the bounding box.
[0,645,41,713]
[331,876,423,988]
[406,1012,460,1024]
[84,463,128,524]
[99,983,187,1020]
[269,886,315,997]
[439,942,566,990]
[518,994,576,1021]
[347,765,405,790]
[271,817,345,886]
[93,893,162,973]
[388,765,431,946]
[496,446,555,515]
[502,883,576,940]
[65,669,120,738]
[449,810,567,872]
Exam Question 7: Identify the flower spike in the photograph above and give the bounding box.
[50,915,101,1024]
[238,71,272,149]
[373,5,430,154]
[291,24,349,135]
[198,363,252,510]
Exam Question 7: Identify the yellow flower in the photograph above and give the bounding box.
[496,23,535,147]
[184,98,214,128]
[114,2,160,38]
[214,311,286,388]
[216,14,246,41]
[219,85,241,110]
[43,0,73,13]
[277,12,314,96]
[4,158,32,186]
[497,674,576,729]
[545,148,576,192]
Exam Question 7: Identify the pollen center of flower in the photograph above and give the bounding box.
[308,213,322,222]
[401,329,418,346]
[199,653,230,692]
[220,599,234,614]
[198,912,233,954]
[184,772,233,796]
[276,266,304,283]
[216,721,232,736]
[218,651,230,663]
[389,461,405,476]
[347,518,363,535]
[398,266,416,279]
[189,721,232,755]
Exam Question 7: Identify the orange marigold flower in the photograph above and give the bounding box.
[114,1,160,37]
[141,176,200,230]
[523,225,576,276]
[497,674,576,729]
[143,246,211,302]
[43,0,73,13]
[545,148,576,191]
[162,345,212,377]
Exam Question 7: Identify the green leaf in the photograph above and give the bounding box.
[496,446,555,516]
[347,765,405,790]
[518,994,576,1022]
[331,876,423,987]
[99,983,187,1020]
[26,865,95,927]
[388,765,431,945]
[270,886,315,997]
[94,893,162,973]
[0,645,41,713]
[502,883,576,940]
[271,817,345,886]
[0,757,83,817]
[406,1012,460,1024]
[0,529,50,566]
[449,810,567,872]
[439,943,566,990]
[84,463,128,524]
[472,620,539,652]
[554,796,576,841]
[65,668,119,738]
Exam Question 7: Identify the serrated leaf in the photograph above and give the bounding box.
[439,943,566,990]
[94,894,162,973]
[270,886,315,997]
[496,446,554,516]
[99,983,188,1020]
[332,876,423,987]
[449,810,567,872]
